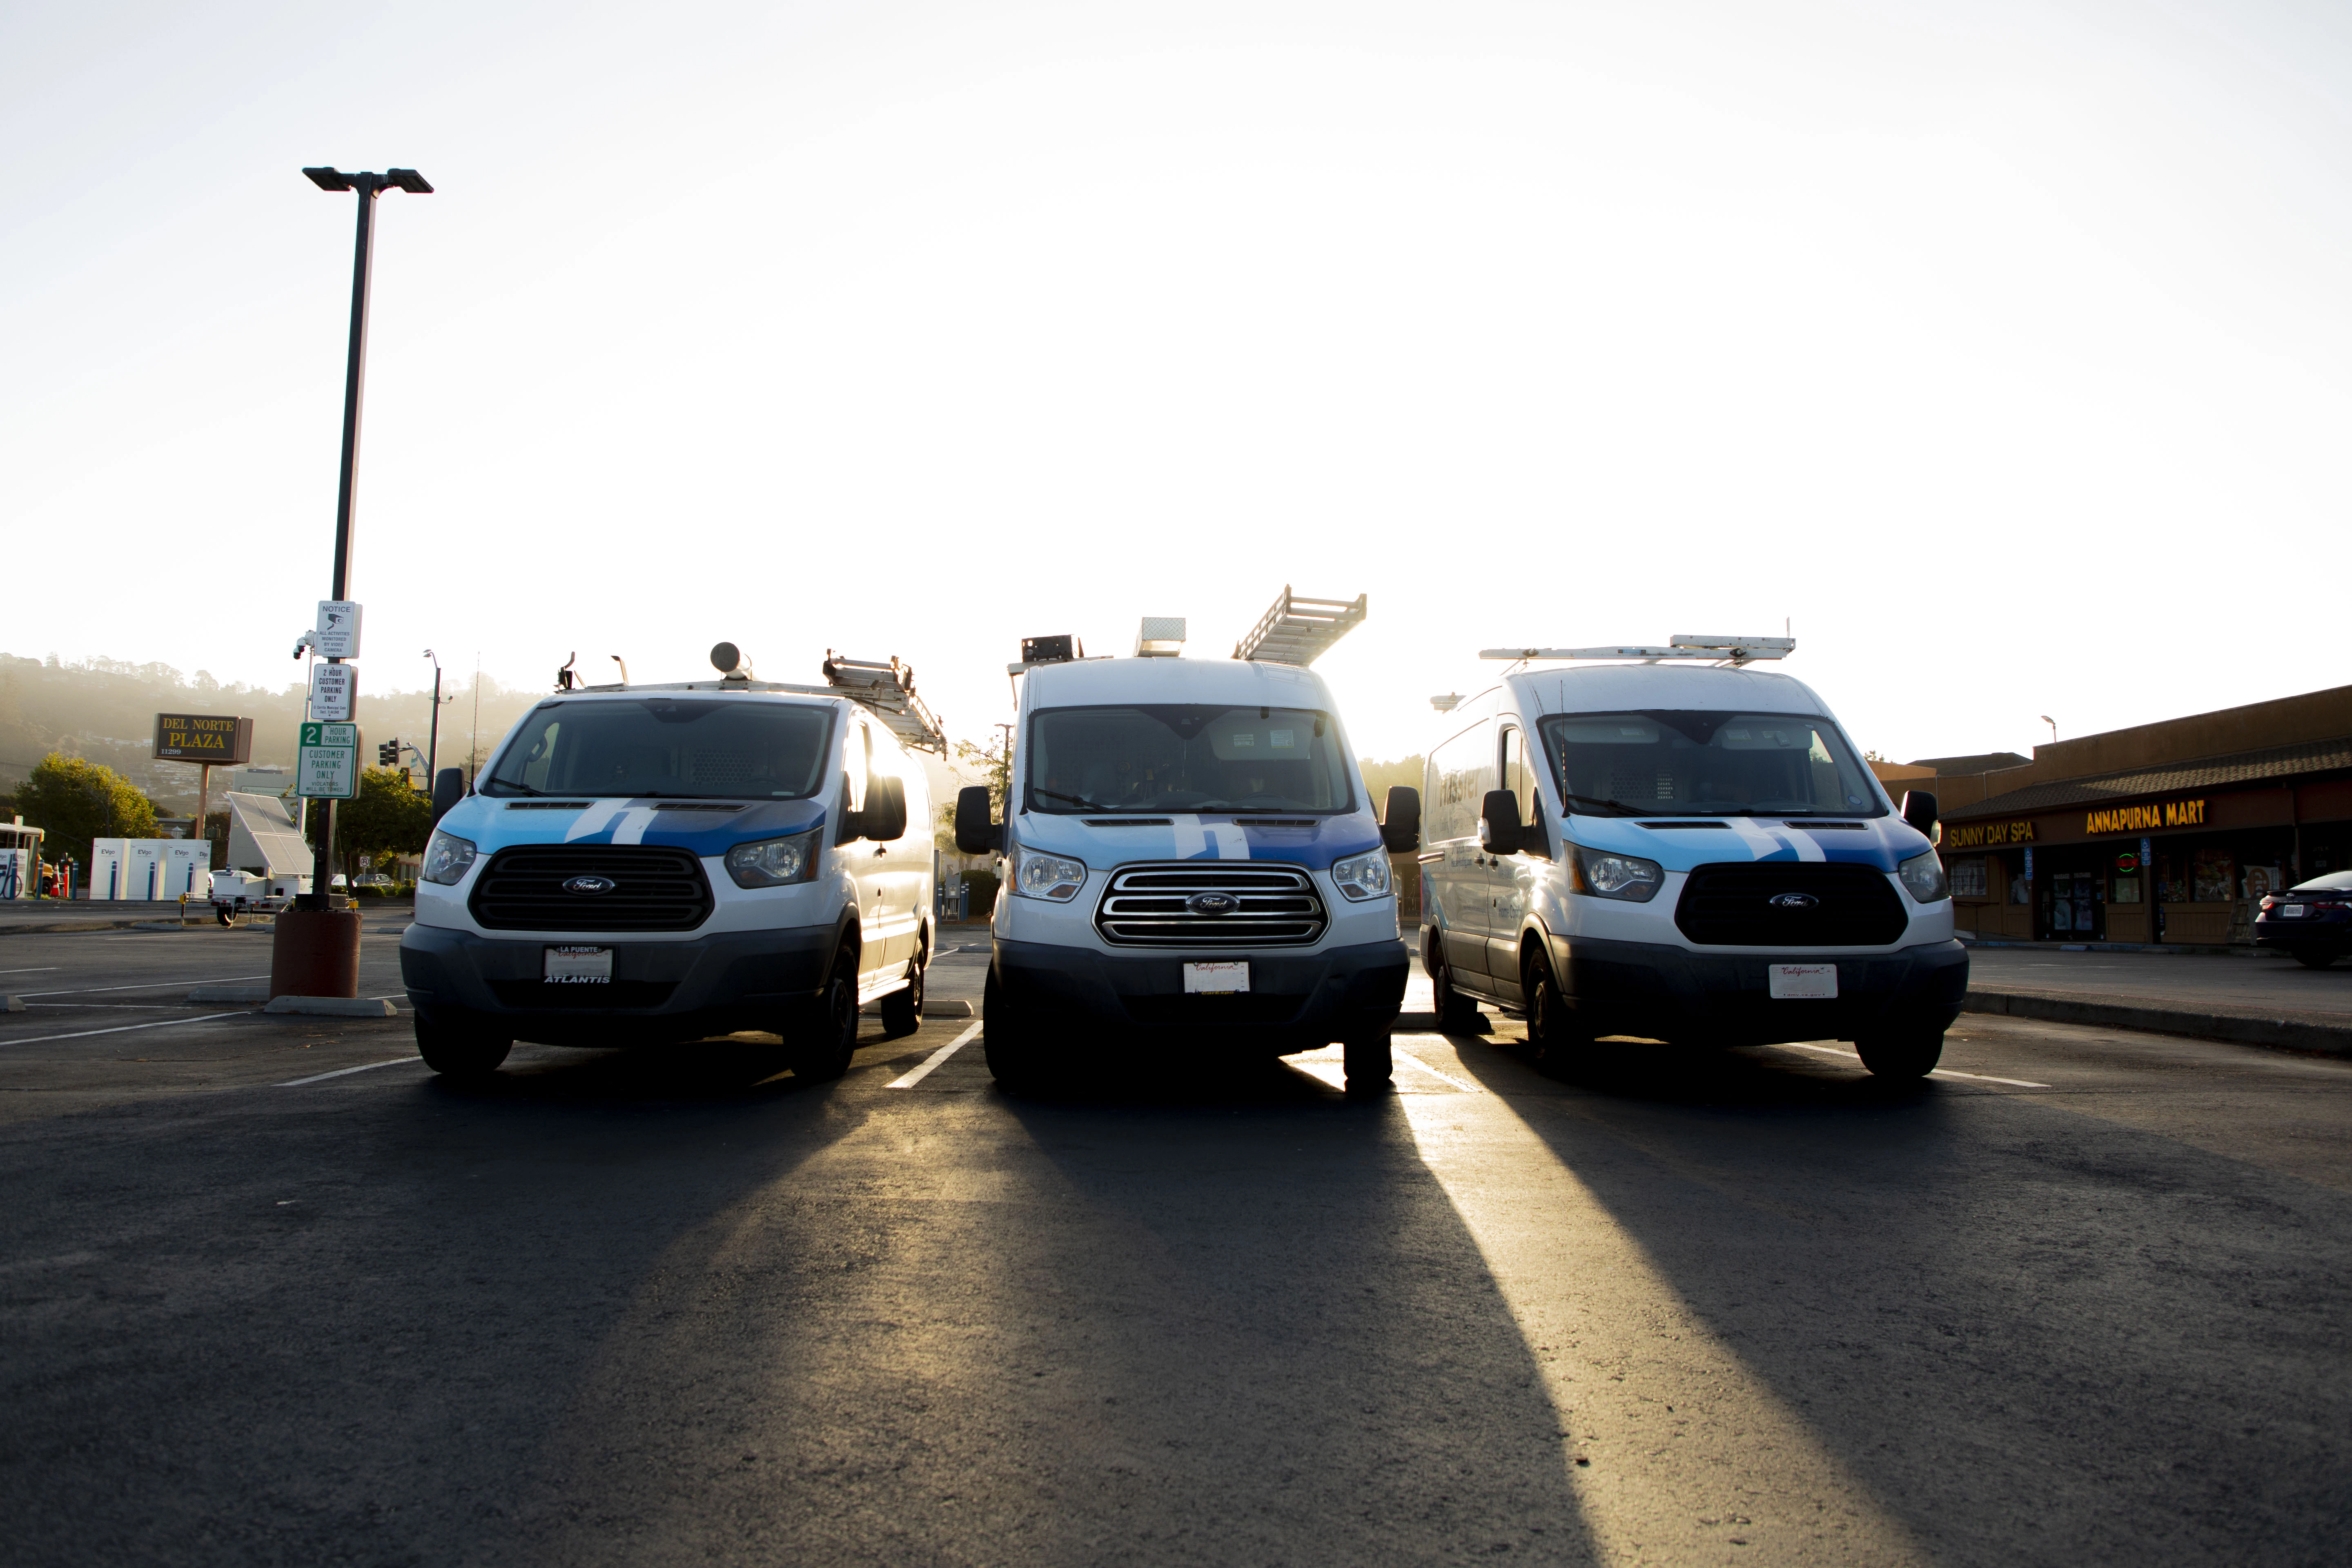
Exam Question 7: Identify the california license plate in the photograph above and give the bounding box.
[544,945,613,984]
[1183,961,1250,995]
[1768,963,1838,1000]
[2280,904,2305,918]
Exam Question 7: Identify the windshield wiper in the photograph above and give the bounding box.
[1559,793,1638,817]
[1033,788,1111,811]
[482,780,542,797]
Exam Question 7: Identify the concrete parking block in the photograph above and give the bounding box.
[262,996,398,1018]
[2,995,23,1013]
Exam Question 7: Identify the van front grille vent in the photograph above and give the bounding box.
[1094,863,1326,948]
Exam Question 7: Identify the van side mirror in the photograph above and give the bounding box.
[865,774,908,842]
[1902,790,1940,839]
[1478,789,1523,856]
[955,786,1002,854]
[430,768,468,828]
[1380,786,1421,853]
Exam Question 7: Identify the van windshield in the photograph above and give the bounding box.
[1027,705,1356,814]
[1537,710,1883,817]
[482,699,834,800]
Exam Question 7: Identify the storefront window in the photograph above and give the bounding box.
[2113,875,2141,904]
[1949,858,1988,899]
[2191,848,2235,903]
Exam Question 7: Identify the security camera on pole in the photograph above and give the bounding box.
[270,165,431,1005]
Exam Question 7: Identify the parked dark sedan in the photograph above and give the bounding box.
[2254,871,2352,968]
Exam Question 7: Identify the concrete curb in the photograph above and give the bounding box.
[1964,988,2352,1058]
[0,917,198,936]
[189,985,272,1004]
[263,996,398,1018]
[2,995,23,1013]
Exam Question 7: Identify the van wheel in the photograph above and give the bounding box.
[1854,1027,1944,1080]
[1343,1031,1392,1094]
[1428,944,1483,1033]
[1522,949,1590,1071]
[785,958,859,1081]
[415,1012,512,1079]
[982,969,1055,1091]
[880,949,924,1037]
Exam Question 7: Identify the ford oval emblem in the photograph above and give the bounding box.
[1768,891,1819,911]
[1187,891,1240,916]
[564,875,617,895]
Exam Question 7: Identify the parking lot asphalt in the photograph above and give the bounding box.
[1966,944,2352,1018]
[2,922,2347,1567]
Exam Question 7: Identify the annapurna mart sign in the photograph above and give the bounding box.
[2086,798,2206,835]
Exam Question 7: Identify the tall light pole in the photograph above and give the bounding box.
[423,648,445,786]
[297,165,430,904]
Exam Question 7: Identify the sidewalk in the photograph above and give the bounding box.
[1964,946,2352,1056]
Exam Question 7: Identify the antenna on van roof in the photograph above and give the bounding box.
[1479,633,1796,668]
[822,651,948,755]
[1233,587,1367,666]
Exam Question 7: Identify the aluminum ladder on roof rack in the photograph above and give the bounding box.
[1231,586,1368,666]
[821,651,949,755]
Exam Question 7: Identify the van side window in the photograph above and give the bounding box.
[1501,726,1532,822]
[842,717,871,813]
[1427,719,1494,843]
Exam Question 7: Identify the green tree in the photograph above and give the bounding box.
[13,752,157,870]
[307,766,433,884]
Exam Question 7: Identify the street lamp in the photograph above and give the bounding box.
[295,165,431,906]
[2040,715,2058,745]
[423,648,448,786]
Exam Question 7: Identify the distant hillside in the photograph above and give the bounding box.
[0,653,543,814]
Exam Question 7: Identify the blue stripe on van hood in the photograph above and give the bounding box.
[434,796,827,856]
[1018,813,1381,870]
[1566,815,1932,872]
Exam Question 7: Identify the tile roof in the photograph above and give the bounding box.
[1947,736,2352,821]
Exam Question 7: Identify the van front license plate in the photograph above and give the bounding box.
[1183,961,1250,996]
[545,945,613,984]
[1768,962,1837,1000]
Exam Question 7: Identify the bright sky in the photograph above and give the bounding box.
[6,0,2348,769]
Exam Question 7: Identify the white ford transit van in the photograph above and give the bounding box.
[1419,636,1965,1078]
[400,645,939,1081]
[956,595,1417,1092]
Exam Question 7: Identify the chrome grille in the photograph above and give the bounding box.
[1094,862,1327,948]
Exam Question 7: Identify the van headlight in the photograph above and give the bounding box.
[726,829,821,888]
[420,831,477,886]
[1011,846,1087,902]
[1898,850,1950,903]
[1331,850,1392,902]
[1570,843,1663,902]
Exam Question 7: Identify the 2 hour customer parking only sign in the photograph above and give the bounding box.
[296,722,361,799]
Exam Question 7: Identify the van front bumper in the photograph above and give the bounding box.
[399,922,835,1045]
[1553,935,1967,1044]
[993,936,1409,1051]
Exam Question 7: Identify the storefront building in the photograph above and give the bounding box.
[1903,685,2352,945]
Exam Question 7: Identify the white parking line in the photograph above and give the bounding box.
[19,974,270,998]
[0,1011,254,1046]
[0,967,62,975]
[278,1056,420,1087]
[1775,1041,2049,1088]
[887,1020,983,1088]
[1395,1048,1483,1092]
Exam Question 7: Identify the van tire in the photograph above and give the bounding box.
[1343,1031,1392,1094]
[1854,1027,1944,1080]
[982,969,1054,1090]
[785,959,859,1082]
[1428,943,1484,1033]
[880,949,924,1037]
[214,906,235,928]
[415,1013,512,1079]
[1522,949,1589,1070]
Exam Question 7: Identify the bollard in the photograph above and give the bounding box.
[270,907,363,998]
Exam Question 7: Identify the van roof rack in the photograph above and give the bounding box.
[1481,633,1795,668]
[822,651,948,755]
[1232,586,1367,666]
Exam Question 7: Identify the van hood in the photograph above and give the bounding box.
[1566,814,1933,873]
[1018,811,1382,870]
[436,796,826,856]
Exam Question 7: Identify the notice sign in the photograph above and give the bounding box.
[315,600,362,658]
[296,722,361,799]
[153,713,254,764]
[309,662,357,721]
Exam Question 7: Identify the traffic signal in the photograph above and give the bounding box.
[378,740,399,766]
